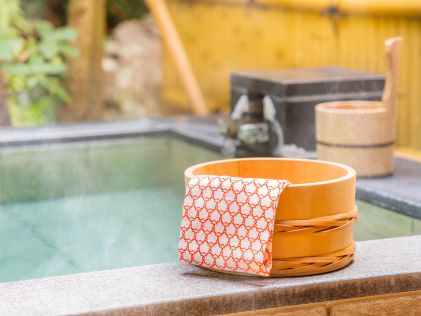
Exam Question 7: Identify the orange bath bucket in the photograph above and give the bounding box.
[184,158,357,277]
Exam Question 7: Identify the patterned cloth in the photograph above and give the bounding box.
[178,176,290,276]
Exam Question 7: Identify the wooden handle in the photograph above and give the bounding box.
[382,37,402,122]
[145,0,209,116]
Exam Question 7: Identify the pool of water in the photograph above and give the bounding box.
[0,137,419,283]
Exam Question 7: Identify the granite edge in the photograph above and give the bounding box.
[0,236,421,315]
[79,272,421,316]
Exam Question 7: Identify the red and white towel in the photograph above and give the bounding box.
[178,175,289,276]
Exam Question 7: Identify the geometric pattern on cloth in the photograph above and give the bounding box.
[178,176,290,276]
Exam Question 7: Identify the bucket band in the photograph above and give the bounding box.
[316,140,395,149]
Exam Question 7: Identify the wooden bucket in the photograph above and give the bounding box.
[316,100,394,177]
[315,37,401,178]
[185,158,357,277]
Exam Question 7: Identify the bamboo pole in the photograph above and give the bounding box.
[64,0,105,121]
[0,72,10,125]
[145,0,209,116]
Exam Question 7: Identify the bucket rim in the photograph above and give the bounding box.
[184,157,356,188]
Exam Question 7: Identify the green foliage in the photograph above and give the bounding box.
[0,0,77,126]
[0,0,27,31]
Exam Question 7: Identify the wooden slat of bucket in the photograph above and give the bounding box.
[382,37,402,136]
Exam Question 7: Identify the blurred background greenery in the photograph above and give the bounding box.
[0,0,150,127]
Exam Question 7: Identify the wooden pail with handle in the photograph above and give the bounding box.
[316,37,402,177]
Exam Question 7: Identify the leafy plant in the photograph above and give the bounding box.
[0,0,77,126]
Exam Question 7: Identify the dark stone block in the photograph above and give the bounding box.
[231,67,385,151]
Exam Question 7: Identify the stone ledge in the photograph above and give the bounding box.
[0,116,419,218]
[0,235,420,316]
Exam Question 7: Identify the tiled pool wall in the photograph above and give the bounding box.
[0,137,221,204]
[0,117,419,315]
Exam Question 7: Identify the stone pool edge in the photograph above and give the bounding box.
[0,116,419,219]
[0,236,420,315]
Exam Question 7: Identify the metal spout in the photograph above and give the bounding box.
[219,93,283,157]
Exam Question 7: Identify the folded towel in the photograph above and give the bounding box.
[178,175,289,276]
